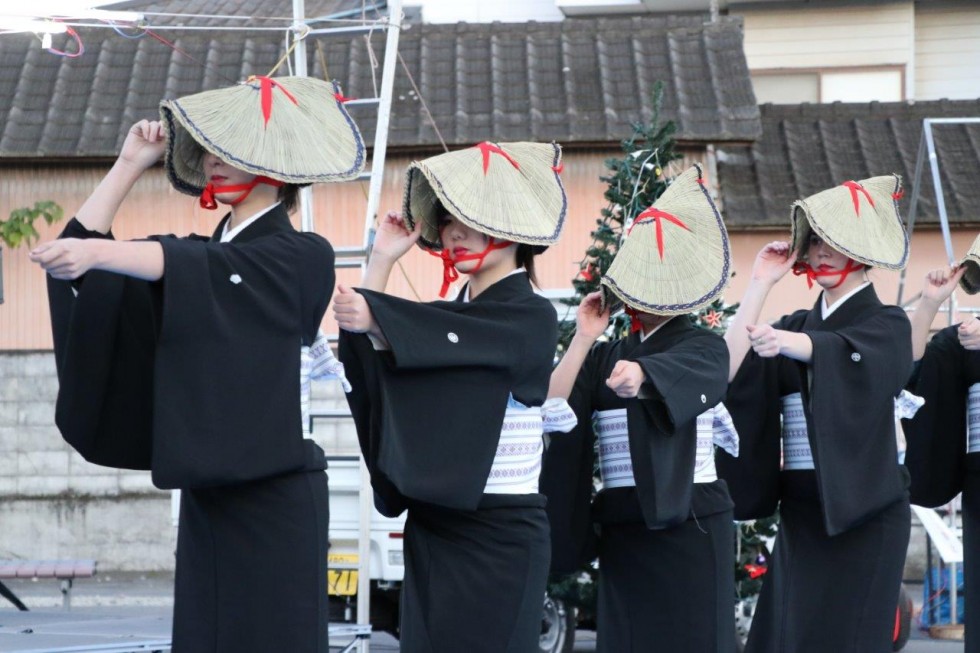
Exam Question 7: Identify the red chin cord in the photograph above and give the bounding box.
[624,306,644,334]
[427,238,513,298]
[199,176,285,210]
[792,259,866,289]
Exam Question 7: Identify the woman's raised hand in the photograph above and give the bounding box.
[921,266,966,306]
[119,120,166,171]
[750,241,797,286]
[371,211,421,262]
[575,291,611,342]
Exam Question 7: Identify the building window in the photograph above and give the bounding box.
[752,66,904,104]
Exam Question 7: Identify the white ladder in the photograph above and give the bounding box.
[291,2,404,651]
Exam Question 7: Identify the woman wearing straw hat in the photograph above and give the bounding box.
[335,141,575,652]
[718,175,913,653]
[904,236,980,652]
[540,165,737,652]
[29,76,364,652]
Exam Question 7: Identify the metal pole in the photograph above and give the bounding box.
[896,128,927,306]
[362,0,403,252]
[923,120,956,266]
[292,0,316,234]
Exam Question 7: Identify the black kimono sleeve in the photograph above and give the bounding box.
[148,232,334,488]
[803,306,912,535]
[47,218,157,470]
[904,326,967,507]
[337,329,408,517]
[717,313,803,521]
[628,331,729,527]
[339,285,556,513]
[540,342,602,575]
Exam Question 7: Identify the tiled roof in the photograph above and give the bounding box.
[0,11,759,158]
[717,101,980,228]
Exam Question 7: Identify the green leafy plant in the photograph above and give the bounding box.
[0,201,64,249]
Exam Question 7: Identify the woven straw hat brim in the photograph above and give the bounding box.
[600,164,731,316]
[790,174,908,270]
[160,77,365,195]
[959,234,980,294]
[402,142,567,249]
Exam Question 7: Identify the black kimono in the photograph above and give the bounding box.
[540,318,735,653]
[719,285,912,653]
[47,207,334,653]
[904,324,980,653]
[338,272,557,653]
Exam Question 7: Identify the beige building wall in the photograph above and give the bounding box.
[3,149,976,351]
[914,4,980,101]
[740,2,914,69]
[1,148,708,350]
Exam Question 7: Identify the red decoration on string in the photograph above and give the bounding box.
[629,207,691,260]
[892,188,905,201]
[841,180,875,216]
[552,162,564,174]
[334,92,354,103]
[476,142,520,175]
[246,75,299,128]
[579,265,594,282]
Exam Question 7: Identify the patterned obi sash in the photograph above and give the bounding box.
[595,404,739,489]
[968,383,980,454]
[781,390,924,469]
[484,397,577,494]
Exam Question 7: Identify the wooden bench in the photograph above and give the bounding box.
[0,559,97,610]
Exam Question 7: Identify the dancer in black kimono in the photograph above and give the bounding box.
[30,76,365,653]
[719,175,913,653]
[336,142,575,652]
[541,165,737,653]
[905,237,980,652]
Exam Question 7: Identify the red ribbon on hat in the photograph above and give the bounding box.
[247,75,299,128]
[841,180,875,217]
[628,207,691,260]
[476,142,520,175]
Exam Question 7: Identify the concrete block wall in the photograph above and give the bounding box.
[0,351,359,571]
[0,351,941,581]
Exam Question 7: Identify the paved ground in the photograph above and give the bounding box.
[0,573,967,652]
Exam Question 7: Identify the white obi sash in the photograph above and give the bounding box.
[300,331,352,434]
[968,383,980,454]
[595,403,739,489]
[484,396,578,495]
[781,390,925,469]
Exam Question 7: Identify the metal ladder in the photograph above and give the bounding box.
[291,1,404,650]
[897,116,980,628]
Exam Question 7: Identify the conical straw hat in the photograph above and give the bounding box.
[160,76,365,195]
[959,233,980,295]
[790,175,908,270]
[600,164,731,316]
[402,141,567,249]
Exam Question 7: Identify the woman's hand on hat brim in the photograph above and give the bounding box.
[371,211,421,263]
[119,120,167,172]
[751,241,797,287]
